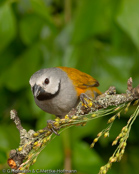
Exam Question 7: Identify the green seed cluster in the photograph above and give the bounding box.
[16,100,139,174]
[99,101,139,174]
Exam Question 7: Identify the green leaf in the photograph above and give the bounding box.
[72,0,116,44]
[0,0,6,6]
[0,2,16,52]
[117,0,139,49]
[99,54,134,92]
[72,141,103,173]
[30,0,56,32]
[19,14,44,45]
[0,44,42,91]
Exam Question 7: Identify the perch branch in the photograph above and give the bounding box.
[7,77,139,173]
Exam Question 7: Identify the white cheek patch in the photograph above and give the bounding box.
[45,85,59,94]
[34,76,47,87]
[43,78,60,94]
[30,70,61,95]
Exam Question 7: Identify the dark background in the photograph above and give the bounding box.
[0,0,139,173]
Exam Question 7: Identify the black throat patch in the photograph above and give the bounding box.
[36,82,61,101]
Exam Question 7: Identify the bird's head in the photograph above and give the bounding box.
[29,68,61,101]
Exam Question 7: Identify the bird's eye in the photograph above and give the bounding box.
[44,78,49,84]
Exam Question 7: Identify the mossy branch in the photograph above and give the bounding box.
[7,77,139,174]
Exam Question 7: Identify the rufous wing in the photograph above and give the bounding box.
[58,67,101,97]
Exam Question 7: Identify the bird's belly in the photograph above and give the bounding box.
[35,95,78,117]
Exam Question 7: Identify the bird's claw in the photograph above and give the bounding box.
[80,93,93,108]
[47,120,60,136]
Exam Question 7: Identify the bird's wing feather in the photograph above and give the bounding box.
[58,67,99,88]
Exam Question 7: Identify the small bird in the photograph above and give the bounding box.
[29,67,101,118]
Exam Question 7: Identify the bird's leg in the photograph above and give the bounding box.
[80,93,93,107]
[46,120,60,136]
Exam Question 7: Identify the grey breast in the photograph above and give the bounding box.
[35,67,78,117]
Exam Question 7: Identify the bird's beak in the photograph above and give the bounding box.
[32,84,45,98]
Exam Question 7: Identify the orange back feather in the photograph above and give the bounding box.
[58,67,101,98]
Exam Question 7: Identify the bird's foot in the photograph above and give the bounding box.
[80,93,93,108]
[46,120,60,136]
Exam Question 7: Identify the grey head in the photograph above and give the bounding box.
[29,68,61,101]
[29,67,78,117]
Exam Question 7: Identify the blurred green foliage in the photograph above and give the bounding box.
[0,0,139,173]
